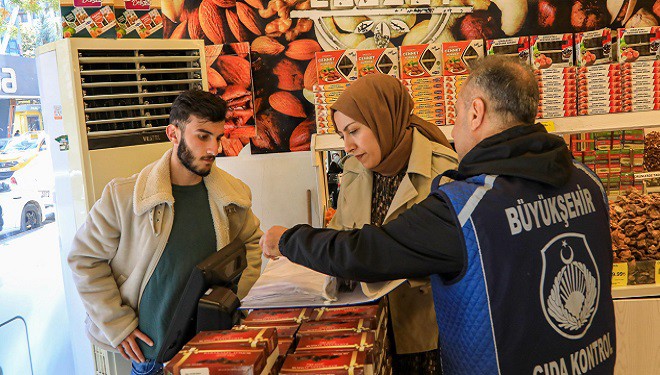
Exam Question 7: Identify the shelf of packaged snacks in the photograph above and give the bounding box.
[550,111,660,135]
[314,111,660,151]
[612,284,660,299]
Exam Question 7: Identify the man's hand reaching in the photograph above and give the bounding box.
[260,226,289,260]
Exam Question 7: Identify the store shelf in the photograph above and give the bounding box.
[612,284,660,299]
[312,111,660,152]
[551,112,660,134]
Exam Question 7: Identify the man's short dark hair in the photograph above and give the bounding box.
[169,90,227,129]
[465,56,539,125]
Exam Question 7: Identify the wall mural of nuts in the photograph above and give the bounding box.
[205,43,257,157]
[161,0,660,154]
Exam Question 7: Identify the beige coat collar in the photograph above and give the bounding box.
[133,149,251,216]
[341,129,436,224]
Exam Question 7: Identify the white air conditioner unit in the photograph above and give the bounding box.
[36,38,207,375]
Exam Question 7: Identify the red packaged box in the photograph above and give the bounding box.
[578,62,620,75]
[297,318,380,341]
[296,331,376,352]
[356,48,400,78]
[296,332,382,370]
[538,77,577,86]
[279,338,295,356]
[579,107,621,116]
[537,111,577,119]
[572,150,585,162]
[315,50,357,85]
[399,44,442,79]
[441,39,485,76]
[531,33,575,69]
[244,308,312,325]
[538,86,577,95]
[402,76,443,89]
[186,328,278,355]
[235,323,299,339]
[280,351,373,375]
[413,95,445,103]
[486,36,530,64]
[575,28,613,67]
[165,349,266,375]
[231,326,297,371]
[618,27,660,63]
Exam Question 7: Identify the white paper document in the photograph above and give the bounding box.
[240,257,405,309]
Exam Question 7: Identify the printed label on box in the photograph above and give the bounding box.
[315,50,357,85]
[63,8,93,34]
[356,48,399,78]
[135,9,163,38]
[618,27,660,63]
[116,10,139,35]
[487,36,530,64]
[531,33,575,69]
[86,5,116,38]
[441,39,485,76]
[576,28,613,67]
[399,44,442,79]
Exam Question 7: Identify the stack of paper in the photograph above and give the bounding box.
[241,257,405,309]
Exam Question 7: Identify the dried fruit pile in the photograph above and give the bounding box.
[645,131,660,172]
[610,193,660,263]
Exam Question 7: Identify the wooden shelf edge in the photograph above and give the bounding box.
[612,284,660,299]
[552,111,660,134]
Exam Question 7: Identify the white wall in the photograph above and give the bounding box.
[215,145,321,232]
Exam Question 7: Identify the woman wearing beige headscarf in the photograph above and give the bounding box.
[328,73,458,374]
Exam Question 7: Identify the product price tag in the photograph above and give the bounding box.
[634,171,660,180]
[539,120,555,132]
[611,262,628,287]
[655,261,660,285]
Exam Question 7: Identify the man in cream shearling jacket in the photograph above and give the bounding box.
[68,91,262,373]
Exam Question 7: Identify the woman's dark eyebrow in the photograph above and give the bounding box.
[340,121,357,132]
[337,121,358,139]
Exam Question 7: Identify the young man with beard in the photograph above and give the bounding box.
[68,90,263,374]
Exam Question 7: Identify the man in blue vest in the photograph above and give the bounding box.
[261,56,616,374]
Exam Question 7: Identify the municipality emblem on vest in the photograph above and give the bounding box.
[540,233,600,340]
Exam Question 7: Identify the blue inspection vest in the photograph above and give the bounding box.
[430,162,616,375]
